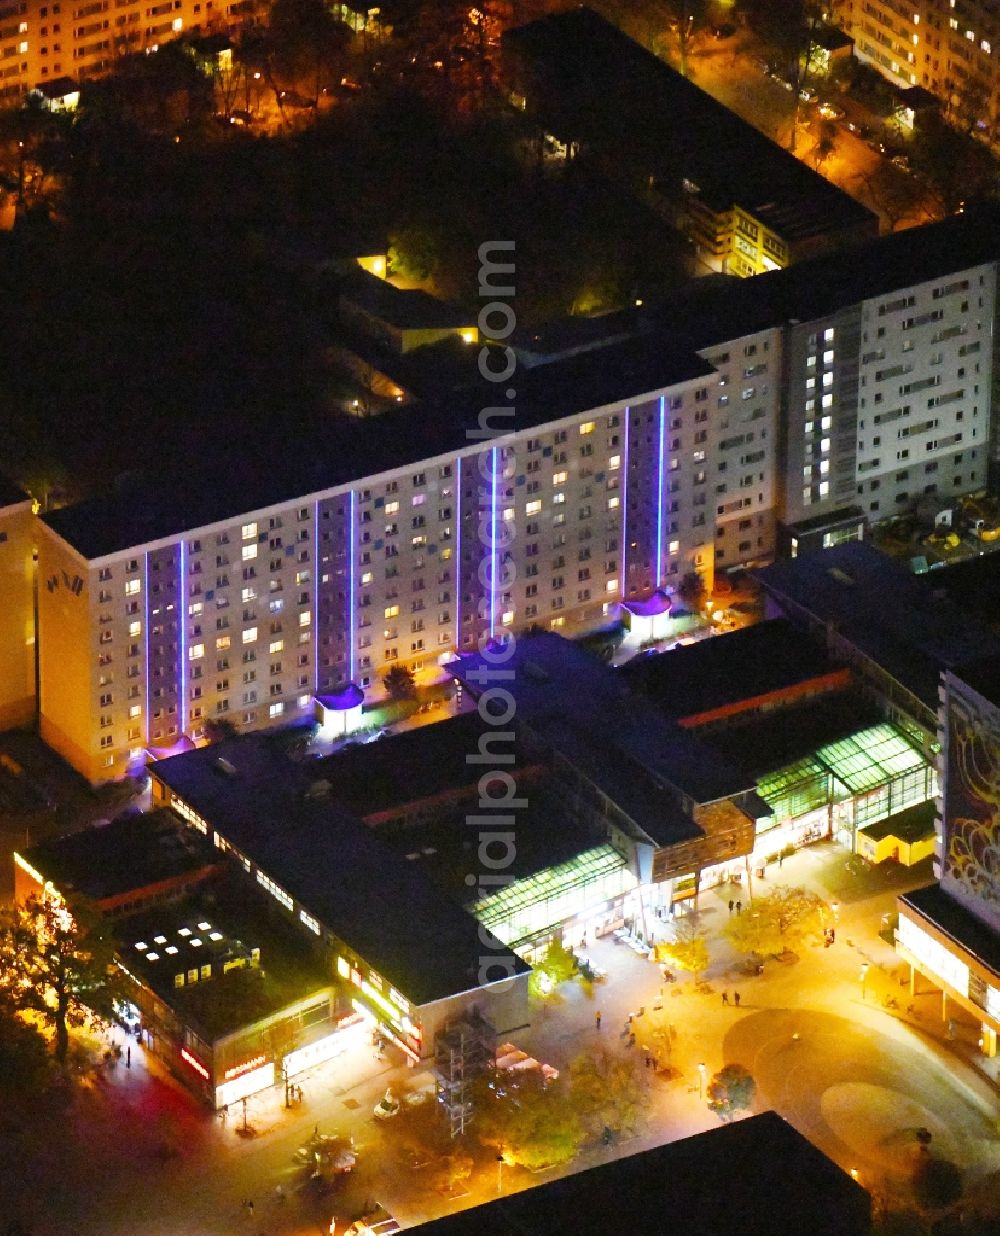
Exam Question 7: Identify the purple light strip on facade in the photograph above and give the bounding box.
[312,498,320,695]
[490,446,499,640]
[143,551,150,744]
[454,456,462,650]
[348,490,357,682]
[656,396,666,588]
[619,406,630,598]
[178,540,187,736]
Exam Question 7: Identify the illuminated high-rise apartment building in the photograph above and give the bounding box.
[0,476,36,730]
[31,210,1000,782]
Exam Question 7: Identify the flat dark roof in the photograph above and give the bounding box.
[945,654,1000,710]
[151,730,528,1006]
[412,1111,871,1236]
[705,688,885,775]
[23,810,217,903]
[901,883,1000,978]
[925,554,1000,635]
[310,712,507,818]
[340,269,471,330]
[116,872,332,1040]
[620,619,840,721]
[42,329,713,560]
[449,632,755,808]
[859,799,936,844]
[517,206,1000,364]
[503,8,876,240]
[752,542,1000,711]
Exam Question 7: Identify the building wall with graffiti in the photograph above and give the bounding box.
[941,670,1000,934]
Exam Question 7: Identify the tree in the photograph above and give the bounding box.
[265,0,352,106]
[813,119,838,170]
[204,716,240,743]
[706,1063,756,1123]
[724,885,829,957]
[856,164,930,232]
[662,0,711,79]
[569,1045,650,1139]
[475,1071,584,1171]
[657,920,710,980]
[0,894,123,1065]
[677,570,706,613]
[0,1004,53,1096]
[383,664,417,701]
[528,937,578,1001]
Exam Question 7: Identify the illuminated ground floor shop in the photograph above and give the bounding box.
[897,884,1000,1059]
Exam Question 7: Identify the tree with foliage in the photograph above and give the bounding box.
[265,0,352,107]
[812,118,838,171]
[528,937,578,1001]
[910,113,997,217]
[383,664,418,701]
[677,570,707,613]
[0,894,123,1065]
[475,1070,584,1171]
[0,1003,53,1096]
[569,1045,650,1139]
[724,885,829,957]
[706,1063,756,1123]
[657,920,710,980]
[204,716,240,743]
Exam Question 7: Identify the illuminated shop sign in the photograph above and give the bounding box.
[215,1061,275,1109]
[181,1047,210,1080]
[351,999,420,1063]
[898,915,970,996]
[224,1054,267,1082]
[283,1029,353,1078]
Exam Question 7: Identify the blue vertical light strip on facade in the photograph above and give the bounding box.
[454,455,462,650]
[312,498,320,695]
[619,407,631,598]
[348,490,357,682]
[656,396,666,588]
[490,445,499,639]
[178,540,187,736]
[143,551,150,745]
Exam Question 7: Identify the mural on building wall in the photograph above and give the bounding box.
[943,682,1000,931]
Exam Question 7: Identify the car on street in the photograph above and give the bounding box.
[799,86,817,102]
[818,102,845,120]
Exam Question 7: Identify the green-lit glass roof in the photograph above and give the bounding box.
[472,844,631,934]
[757,723,928,817]
[816,724,925,792]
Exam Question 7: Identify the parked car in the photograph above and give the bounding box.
[890,153,912,172]
[799,85,817,102]
[818,102,845,120]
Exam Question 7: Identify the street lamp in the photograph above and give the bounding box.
[831,902,840,921]
[860,963,869,1001]
[698,1061,706,1099]
[496,1150,505,1194]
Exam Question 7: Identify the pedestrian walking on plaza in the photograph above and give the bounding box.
[243,1199,255,1217]
[722,990,729,1005]
[275,1184,285,1203]
[595,1010,602,1031]
[736,900,743,915]
[779,852,784,868]
[734,991,741,1007]
[728,899,734,914]
[126,1045,131,1069]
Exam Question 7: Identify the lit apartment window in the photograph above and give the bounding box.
[242,627,257,644]
[242,522,257,540]
[269,640,283,654]
[242,544,257,561]
[189,643,205,660]
[385,605,399,619]
[525,500,542,516]
[128,621,141,638]
[609,455,621,470]
[578,421,595,435]
[125,578,141,596]
[385,501,399,515]
[553,471,568,485]
[299,612,311,627]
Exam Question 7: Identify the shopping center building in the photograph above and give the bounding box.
[896,656,1000,1057]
